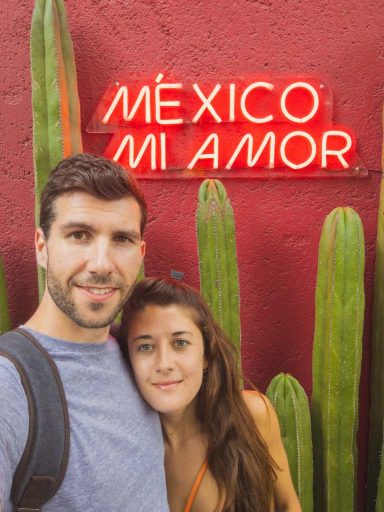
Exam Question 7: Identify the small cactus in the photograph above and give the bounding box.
[31,0,82,296]
[266,373,313,512]
[196,179,241,365]
[0,256,11,335]
[311,207,365,512]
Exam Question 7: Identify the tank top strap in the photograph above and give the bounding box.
[184,460,209,512]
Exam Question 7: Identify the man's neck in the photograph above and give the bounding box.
[25,294,109,344]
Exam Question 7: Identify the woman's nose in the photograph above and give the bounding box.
[155,346,174,372]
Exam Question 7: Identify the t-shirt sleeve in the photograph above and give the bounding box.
[0,357,29,511]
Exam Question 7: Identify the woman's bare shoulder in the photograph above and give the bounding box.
[242,389,278,440]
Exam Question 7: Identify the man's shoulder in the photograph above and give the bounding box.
[0,329,38,382]
[0,337,30,512]
[0,361,27,417]
[0,351,24,386]
[0,338,29,446]
[0,331,30,409]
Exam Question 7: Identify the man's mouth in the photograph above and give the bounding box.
[87,287,114,295]
[76,285,118,301]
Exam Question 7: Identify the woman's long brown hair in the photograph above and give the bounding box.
[120,277,277,512]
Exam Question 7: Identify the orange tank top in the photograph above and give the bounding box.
[183,460,209,512]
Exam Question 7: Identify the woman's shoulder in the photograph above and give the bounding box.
[241,389,278,441]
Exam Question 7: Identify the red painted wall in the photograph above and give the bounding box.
[0,1,383,509]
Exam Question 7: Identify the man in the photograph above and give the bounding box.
[0,154,170,511]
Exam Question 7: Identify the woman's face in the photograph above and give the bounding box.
[127,304,207,415]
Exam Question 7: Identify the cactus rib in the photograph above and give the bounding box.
[44,0,71,165]
[54,0,82,153]
[31,0,50,207]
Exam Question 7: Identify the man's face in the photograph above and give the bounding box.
[36,191,145,330]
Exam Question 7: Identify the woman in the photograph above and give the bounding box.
[120,277,301,512]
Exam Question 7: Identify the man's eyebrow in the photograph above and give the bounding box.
[114,229,141,240]
[59,222,96,232]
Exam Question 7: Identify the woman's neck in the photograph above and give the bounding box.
[160,401,202,449]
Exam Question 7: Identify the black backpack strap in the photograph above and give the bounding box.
[0,328,70,512]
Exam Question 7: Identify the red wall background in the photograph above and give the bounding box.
[0,1,383,509]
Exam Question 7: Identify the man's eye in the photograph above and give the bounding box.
[70,231,88,240]
[138,343,153,352]
[114,235,134,244]
[175,339,188,348]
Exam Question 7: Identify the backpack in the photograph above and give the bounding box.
[0,328,70,512]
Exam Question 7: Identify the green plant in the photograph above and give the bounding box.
[31,0,82,296]
[196,179,241,365]
[311,207,365,512]
[376,440,384,512]
[367,114,384,510]
[266,373,313,512]
[0,256,11,335]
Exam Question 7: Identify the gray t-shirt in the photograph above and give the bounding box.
[0,327,169,512]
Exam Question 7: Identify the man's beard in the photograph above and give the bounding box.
[46,267,130,329]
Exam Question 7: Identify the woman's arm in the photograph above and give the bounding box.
[242,390,302,512]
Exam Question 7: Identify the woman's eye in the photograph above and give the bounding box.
[175,339,188,348]
[138,343,153,352]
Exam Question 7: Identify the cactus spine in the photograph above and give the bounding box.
[0,256,11,335]
[367,106,384,511]
[196,179,241,362]
[311,207,365,512]
[266,373,313,512]
[31,0,82,295]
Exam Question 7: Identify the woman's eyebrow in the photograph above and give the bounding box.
[131,334,153,343]
[172,331,193,336]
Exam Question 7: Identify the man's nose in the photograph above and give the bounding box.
[87,239,115,275]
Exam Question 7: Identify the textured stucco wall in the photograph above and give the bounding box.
[0,1,383,509]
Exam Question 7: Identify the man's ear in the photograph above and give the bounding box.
[35,228,48,270]
[140,240,146,258]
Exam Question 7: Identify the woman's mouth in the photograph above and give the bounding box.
[152,380,183,391]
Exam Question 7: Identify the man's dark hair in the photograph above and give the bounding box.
[40,154,147,237]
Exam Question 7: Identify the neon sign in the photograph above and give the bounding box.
[87,75,364,178]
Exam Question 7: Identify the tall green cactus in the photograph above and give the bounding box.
[0,256,11,335]
[196,179,241,362]
[31,0,82,296]
[266,373,313,512]
[367,107,384,511]
[311,207,365,512]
